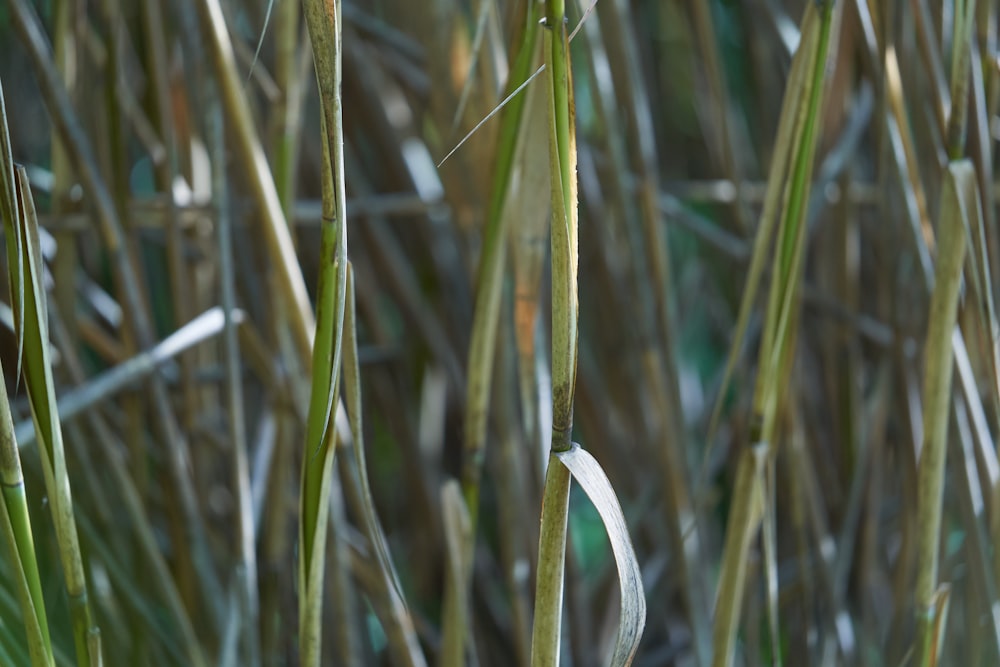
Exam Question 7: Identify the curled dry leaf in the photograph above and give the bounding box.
[554,443,645,667]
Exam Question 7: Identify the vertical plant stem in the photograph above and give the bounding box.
[913,163,970,667]
[0,369,52,667]
[711,3,836,665]
[462,0,542,523]
[531,454,573,667]
[450,4,542,661]
[299,1,349,665]
[530,0,579,664]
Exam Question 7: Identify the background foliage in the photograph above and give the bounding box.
[0,1,998,666]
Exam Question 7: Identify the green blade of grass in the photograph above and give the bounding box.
[341,264,426,667]
[0,414,52,667]
[6,164,101,666]
[0,82,25,386]
[701,4,811,461]
[450,5,544,660]
[0,81,51,666]
[461,0,543,524]
[751,1,836,438]
[912,160,972,667]
[710,2,837,665]
[299,2,351,664]
[297,129,344,667]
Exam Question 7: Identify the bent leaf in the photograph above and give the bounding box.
[555,443,645,666]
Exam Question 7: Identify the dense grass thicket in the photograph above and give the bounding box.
[1,1,999,666]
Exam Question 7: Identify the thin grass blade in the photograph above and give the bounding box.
[6,164,101,666]
[341,264,426,667]
[0,84,51,664]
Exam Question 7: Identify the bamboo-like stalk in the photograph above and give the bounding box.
[531,454,573,666]
[0,365,51,667]
[703,7,813,454]
[440,479,472,667]
[710,443,767,667]
[8,0,1000,664]
[750,2,836,441]
[530,0,579,663]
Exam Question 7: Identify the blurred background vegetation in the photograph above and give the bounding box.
[0,0,998,666]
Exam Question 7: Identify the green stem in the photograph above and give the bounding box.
[530,0,579,664]
[530,455,572,667]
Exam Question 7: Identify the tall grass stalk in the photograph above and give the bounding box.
[299,0,349,664]
[530,0,579,663]
[711,2,836,665]
[912,163,971,667]
[461,0,542,524]
[449,2,543,661]
[0,359,51,667]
